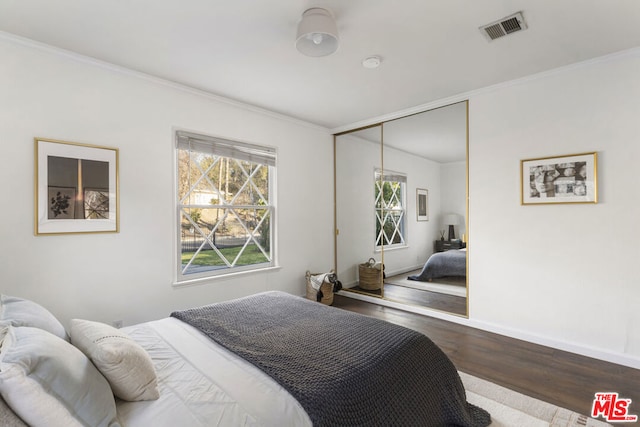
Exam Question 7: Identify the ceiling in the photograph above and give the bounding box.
[1,1,639,131]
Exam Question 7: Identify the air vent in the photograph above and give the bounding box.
[480,12,527,41]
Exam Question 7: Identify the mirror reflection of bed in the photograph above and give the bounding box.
[383,248,467,316]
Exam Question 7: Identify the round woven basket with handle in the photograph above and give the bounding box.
[358,258,383,290]
[305,271,335,305]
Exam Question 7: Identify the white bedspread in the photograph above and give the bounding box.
[117,318,311,427]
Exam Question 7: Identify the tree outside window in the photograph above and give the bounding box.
[176,131,275,281]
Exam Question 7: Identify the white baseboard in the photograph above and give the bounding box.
[465,318,640,370]
[336,291,640,370]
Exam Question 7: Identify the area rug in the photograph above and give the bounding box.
[386,277,467,297]
[460,372,611,427]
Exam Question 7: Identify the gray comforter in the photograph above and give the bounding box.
[171,291,489,427]
[408,249,466,281]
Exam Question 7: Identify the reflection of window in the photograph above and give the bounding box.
[375,169,406,247]
[176,131,276,282]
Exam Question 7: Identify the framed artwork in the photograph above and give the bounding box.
[35,138,119,235]
[416,188,429,221]
[521,152,597,205]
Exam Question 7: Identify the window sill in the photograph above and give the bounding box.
[173,265,281,289]
[386,244,409,251]
[374,244,409,253]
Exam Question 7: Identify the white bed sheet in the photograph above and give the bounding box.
[117,318,311,427]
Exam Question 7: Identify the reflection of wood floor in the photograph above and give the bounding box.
[347,285,382,297]
[346,270,467,316]
[385,269,467,316]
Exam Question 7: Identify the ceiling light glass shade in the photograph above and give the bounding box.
[296,8,339,57]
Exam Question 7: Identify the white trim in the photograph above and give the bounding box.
[336,291,640,370]
[465,317,640,370]
[0,30,328,133]
[173,265,281,289]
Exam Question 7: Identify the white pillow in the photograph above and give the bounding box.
[70,319,160,401]
[0,326,120,427]
[0,294,68,341]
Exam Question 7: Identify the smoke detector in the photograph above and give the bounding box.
[480,12,527,41]
[362,56,382,69]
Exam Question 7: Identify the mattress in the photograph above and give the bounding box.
[171,291,490,426]
[117,317,311,427]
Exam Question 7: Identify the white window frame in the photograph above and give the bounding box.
[174,130,276,284]
[375,169,407,249]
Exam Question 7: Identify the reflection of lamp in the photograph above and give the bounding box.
[296,8,339,57]
[444,214,458,241]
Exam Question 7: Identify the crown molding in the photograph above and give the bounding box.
[0,30,329,133]
[331,46,640,135]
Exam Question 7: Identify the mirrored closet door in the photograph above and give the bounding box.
[334,101,469,316]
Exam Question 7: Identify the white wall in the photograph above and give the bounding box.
[468,49,640,366]
[0,36,334,327]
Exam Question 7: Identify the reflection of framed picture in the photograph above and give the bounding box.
[416,188,429,221]
[520,152,597,205]
[47,187,76,219]
[35,138,119,235]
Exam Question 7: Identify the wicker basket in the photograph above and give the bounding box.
[358,258,383,290]
[305,271,335,305]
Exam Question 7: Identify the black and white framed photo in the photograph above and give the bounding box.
[520,152,597,205]
[35,138,119,235]
[416,188,429,221]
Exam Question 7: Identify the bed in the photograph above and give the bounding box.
[0,292,490,426]
[408,248,467,282]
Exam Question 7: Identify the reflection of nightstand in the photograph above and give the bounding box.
[435,240,466,252]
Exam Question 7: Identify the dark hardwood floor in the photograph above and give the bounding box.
[332,294,640,421]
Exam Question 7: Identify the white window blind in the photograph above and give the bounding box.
[176,131,276,167]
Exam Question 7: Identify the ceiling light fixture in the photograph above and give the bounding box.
[296,8,339,57]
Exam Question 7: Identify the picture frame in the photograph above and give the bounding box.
[35,138,119,235]
[416,188,429,221]
[520,152,597,205]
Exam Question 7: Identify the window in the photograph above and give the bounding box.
[375,169,406,247]
[176,131,275,281]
